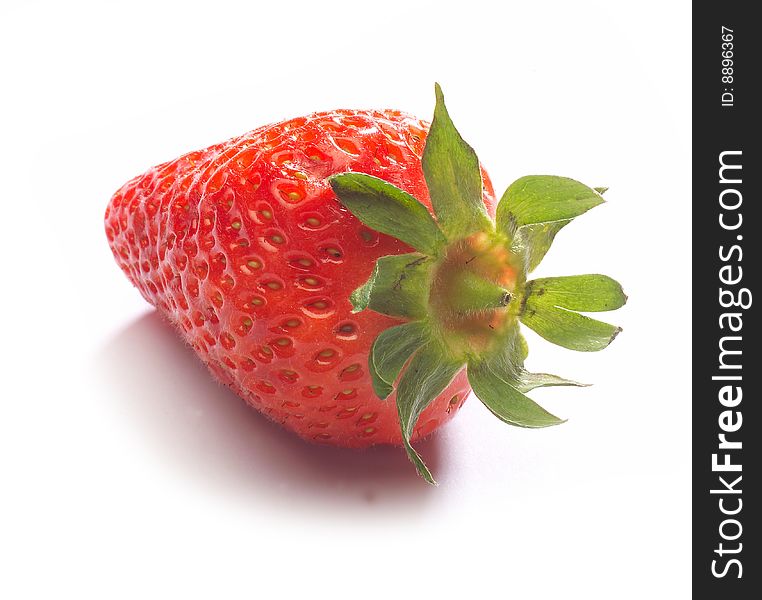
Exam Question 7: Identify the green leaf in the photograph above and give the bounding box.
[350,252,432,319]
[329,173,447,255]
[396,344,463,439]
[517,331,529,363]
[368,370,394,400]
[478,328,526,381]
[402,437,436,485]
[482,327,584,391]
[520,300,622,352]
[370,321,430,399]
[473,328,583,391]
[511,218,571,272]
[421,83,490,240]
[520,273,625,351]
[396,344,463,484]
[468,360,565,428]
[516,371,589,393]
[496,175,604,237]
[369,368,393,401]
[526,275,627,312]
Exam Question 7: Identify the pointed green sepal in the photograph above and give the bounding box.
[474,328,585,391]
[526,274,627,312]
[396,343,463,484]
[594,186,609,195]
[516,371,589,393]
[350,252,432,318]
[473,327,526,380]
[517,332,529,363]
[329,172,448,255]
[421,83,491,240]
[468,360,565,428]
[520,272,625,351]
[497,175,605,235]
[370,372,393,401]
[520,299,622,352]
[402,437,436,485]
[511,218,571,273]
[370,321,430,399]
[501,177,606,271]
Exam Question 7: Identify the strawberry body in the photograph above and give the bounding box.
[106,109,496,448]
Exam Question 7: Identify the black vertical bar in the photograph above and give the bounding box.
[693,3,759,597]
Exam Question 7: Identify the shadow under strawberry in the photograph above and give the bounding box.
[96,311,445,507]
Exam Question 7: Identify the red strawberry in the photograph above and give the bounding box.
[106,84,626,483]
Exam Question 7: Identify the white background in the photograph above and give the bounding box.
[0,1,691,598]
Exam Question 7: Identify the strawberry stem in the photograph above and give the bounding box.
[440,270,511,314]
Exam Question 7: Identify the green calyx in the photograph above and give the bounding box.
[328,83,627,484]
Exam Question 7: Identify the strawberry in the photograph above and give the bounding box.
[106,84,626,484]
